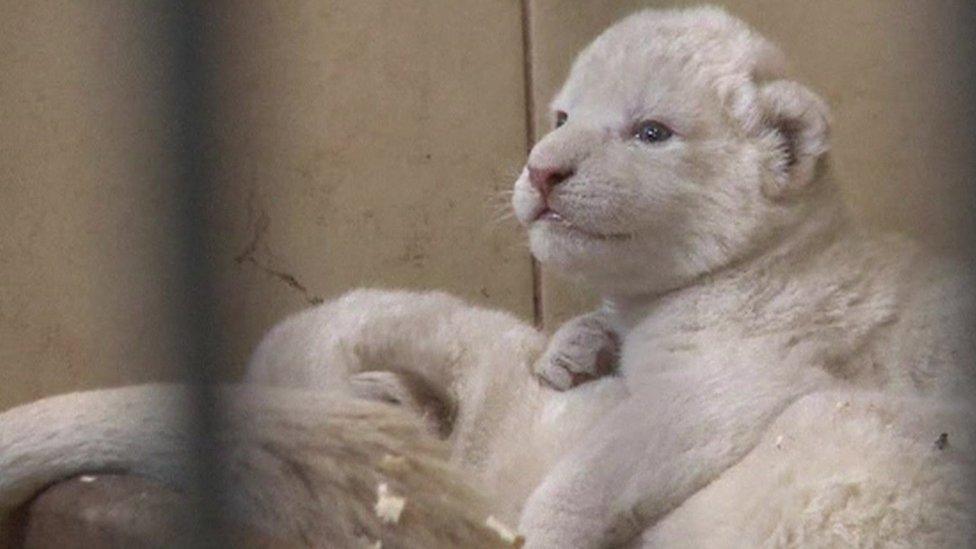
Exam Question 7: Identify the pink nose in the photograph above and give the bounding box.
[528,166,573,199]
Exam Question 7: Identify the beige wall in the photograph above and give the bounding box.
[203,1,533,374]
[0,3,185,410]
[2,1,973,410]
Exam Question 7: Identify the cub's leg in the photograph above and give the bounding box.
[534,310,620,391]
[518,357,826,548]
[246,289,546,435]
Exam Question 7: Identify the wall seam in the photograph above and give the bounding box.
[520,0,543,328]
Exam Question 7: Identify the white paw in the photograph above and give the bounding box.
[534,314,619,391]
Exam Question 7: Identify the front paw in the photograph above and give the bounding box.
[534,315,619,391]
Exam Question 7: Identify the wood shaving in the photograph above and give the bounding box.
[374,483,406,524]
[485,515,525,547]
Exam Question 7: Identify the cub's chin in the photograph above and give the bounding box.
[529,221,694,296]
[528,220,632,276]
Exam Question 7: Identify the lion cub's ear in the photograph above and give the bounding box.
[757,80,831,199]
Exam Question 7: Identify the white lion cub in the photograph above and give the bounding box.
[254,6,976,546]
[504,8,976,547]
[507,7,976,547]
[1,5,974,548]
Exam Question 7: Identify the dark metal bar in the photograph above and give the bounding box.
[167,3,225,546]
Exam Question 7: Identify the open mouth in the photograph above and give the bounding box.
[531,207,631,241]
[534,208,564,222]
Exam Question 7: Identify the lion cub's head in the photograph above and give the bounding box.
[512,6,832,297]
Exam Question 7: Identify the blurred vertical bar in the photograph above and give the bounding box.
[167,2,224,546]
[1,0,226,542]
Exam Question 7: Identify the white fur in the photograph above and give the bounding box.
[1,5,974,548]
[507,6,975,546]
[246,288,626,518]
[0,383,525,547]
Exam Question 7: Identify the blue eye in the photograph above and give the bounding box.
[634,120,673,143]
[555,111,568,128]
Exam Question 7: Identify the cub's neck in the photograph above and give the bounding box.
[601,193,898,340]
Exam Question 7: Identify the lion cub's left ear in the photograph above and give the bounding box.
[757,80,831,199]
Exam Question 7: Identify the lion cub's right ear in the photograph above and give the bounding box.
[757,80,831,199]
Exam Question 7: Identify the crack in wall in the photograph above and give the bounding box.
[234,195,323,306]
